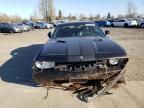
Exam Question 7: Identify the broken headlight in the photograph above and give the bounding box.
[109,58,119,65]
[35,61,55,69]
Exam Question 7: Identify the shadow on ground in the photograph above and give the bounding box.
[0,44,43,86]
[3,33,16,35]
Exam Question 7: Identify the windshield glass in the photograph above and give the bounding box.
[53,23,105,38]
[37,22,44,25]
[11,24,19,27]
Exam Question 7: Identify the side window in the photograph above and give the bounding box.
[4,24,10,28]
[119,20,125,22]
[0,23,4,28]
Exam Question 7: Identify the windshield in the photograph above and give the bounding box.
[11,24,19,28]
[37,22,45,25]
[53,23,105,38]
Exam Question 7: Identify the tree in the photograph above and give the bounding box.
[79,14,87,21]
[89,14,94,21]
[30,9,40,22]
[67,13,72,21]
[95,14,101,20]
[39,0,55,22]
[107,12,111,19]
[0,13,23,22]
[117,14,125,19]
[58,9,62,20]
[126,1,137,18]
[71,16,77,21]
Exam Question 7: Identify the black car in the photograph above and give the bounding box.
[32,21,128,102]
[0,23,22,33]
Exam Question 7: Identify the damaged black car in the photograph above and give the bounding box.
[32,21,128,102]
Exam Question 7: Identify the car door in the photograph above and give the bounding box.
[3,23,9,32]
[0,23,2,32]
[113,20,120,26]
[4,24,12,32]
[6,24,13,32]
[0,23,5,32]
[118,20,125,26]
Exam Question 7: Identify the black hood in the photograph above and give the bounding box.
[38,37,127,62]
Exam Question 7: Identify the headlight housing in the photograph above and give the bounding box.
[109,58,119,65]
[14,27,19,31]
[35,61,55,69]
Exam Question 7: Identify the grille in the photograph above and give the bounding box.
[54,60,107,72]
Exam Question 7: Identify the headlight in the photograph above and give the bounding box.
[14,27,19,31]
[109,58,119,65]
[35,61,55,69]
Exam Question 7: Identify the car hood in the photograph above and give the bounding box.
[38,37,127,62]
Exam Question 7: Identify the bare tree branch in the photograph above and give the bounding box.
[39,0,55,21]
[126,1,137,18]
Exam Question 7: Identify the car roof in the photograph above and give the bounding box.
[0,22,12,25]
[57,21,95,26]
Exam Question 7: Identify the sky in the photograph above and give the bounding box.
[0,0,144,19]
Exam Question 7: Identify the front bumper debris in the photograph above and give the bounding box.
[32,57,129,102]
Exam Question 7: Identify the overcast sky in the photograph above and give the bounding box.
[0,0,144,18]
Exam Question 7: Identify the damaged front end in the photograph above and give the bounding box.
[32,57,128,102]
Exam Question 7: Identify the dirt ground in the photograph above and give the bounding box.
[102,28,144,81]
[0,28,144,108]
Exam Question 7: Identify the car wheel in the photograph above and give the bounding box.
[124,23,128,28]
[111,24,114,27]
[45,26,48,29]
[10,30,14,33]
[140,23,144,28]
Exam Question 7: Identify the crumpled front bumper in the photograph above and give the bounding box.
[32,57,129,84]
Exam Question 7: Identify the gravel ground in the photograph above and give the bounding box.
[0,28,144,108]
[103,28,144,81]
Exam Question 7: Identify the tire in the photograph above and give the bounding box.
[46,26,49,29]
[140,23,144,28]
[111,24,114,27]
[124,23,128,28]
[9,30,14,33]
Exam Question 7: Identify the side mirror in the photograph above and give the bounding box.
[48,32,52,38]
[105,30,110,35]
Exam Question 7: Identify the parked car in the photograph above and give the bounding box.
[138,19,144,28]
[49,22,57,27]
[36,22,53,29]
[32,21,128,102]
[22,21,36,29]
[140,22,144,28]
[35,22,45,29]
[0,23,23,33]
[47,22,54,28]
[111,19,138,27]
[95,20,111,27]
[52,20,67,27]
[16,23,31,32]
